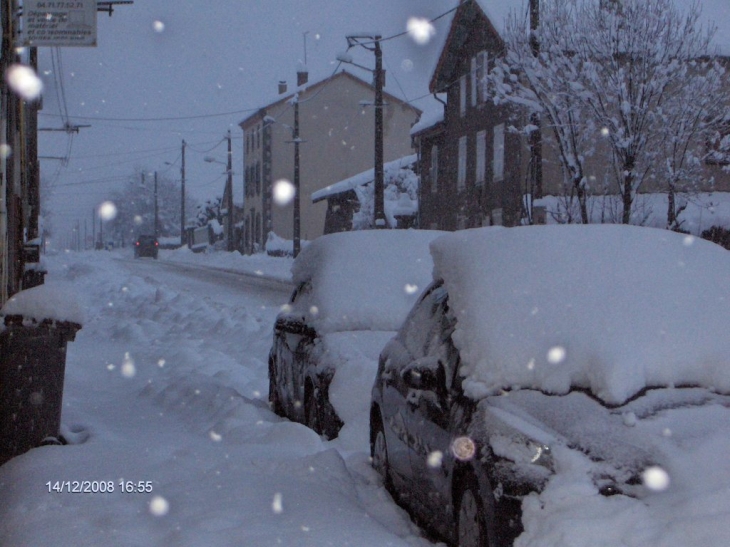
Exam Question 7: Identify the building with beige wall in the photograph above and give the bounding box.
[239,70,421,254]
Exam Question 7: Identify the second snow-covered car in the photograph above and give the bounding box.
[268,229,442,440]
[370,225,730,547]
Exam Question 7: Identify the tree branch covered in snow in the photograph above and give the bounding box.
[492,0,730,227]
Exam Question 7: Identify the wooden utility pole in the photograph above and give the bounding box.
[226,130,234,251]
[373,36,385,228]
[180,139,186,243]
[529,0,543,199]
[345,34,386,228]
[154,171,159,238]
[293,97,301,257]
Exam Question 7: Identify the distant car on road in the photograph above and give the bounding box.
[134,234,159,259]
[371,225,730,547]
[268,229,443,439]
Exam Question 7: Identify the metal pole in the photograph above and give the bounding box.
[374,36,385,228]
[181,139,186,243]
[154,171,159,238]
[293,98,301,258]
[226,130,234,251]
[529,0,543,199]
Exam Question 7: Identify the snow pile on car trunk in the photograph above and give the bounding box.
[430,225,730,404]
[291,230,442,334]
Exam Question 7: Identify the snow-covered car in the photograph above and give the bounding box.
[370,225,730,547]
[268,229,443,440]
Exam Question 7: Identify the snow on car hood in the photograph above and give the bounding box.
[481,387,730,474]
[290,230,443,334]
[430,225,730,405]
[505,387,730,547]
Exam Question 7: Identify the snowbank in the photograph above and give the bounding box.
[431,224,730,404]
[0,282,84,325]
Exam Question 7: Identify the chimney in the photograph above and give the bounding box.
[297,71,308,87]
[278,80,287,94]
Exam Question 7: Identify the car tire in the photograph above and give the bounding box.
[268,358,284,416]
[305,386,322,434]
[370,416,392,490]
[455,480,490,547]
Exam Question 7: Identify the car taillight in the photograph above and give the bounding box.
[155,242,159,246]
[135,242,140,246]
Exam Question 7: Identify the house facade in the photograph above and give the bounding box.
[415,0,730,231]
[239,70,421,254]
[414,0,536,231]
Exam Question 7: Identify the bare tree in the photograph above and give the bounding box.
[105,168,196,244]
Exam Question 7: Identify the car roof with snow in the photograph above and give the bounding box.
[430,224,730,405]
[289,229,443,334]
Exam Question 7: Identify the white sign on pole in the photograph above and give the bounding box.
[22,1,97,47]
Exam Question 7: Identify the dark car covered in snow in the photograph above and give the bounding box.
[268,229,443,439]
[134,234,159,259]
[370,225,730,547]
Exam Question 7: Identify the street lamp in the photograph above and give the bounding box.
[338,34,386,228]
[204,130,234,251]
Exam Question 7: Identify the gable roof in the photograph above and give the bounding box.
[429,0,525,93]
[240,70,421,129]
[430,0,728,94]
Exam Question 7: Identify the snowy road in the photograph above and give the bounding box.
[0,249,438,546]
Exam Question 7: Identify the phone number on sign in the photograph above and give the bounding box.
[46,480,153,493]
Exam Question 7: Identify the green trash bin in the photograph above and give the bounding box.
[0,292,82,466]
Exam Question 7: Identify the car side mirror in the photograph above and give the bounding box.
[401,356,445,392]
[275,315,315,338]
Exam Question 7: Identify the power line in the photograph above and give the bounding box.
[39,106,260,123]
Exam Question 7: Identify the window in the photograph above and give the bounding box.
[430,145,439,193]
[475,130,486,186]
[458,136,467,191]
[476,51,488,103]
[255,161,261,195]
[459,75,466,117]
[470,57,477,107]
[493,124,505,182]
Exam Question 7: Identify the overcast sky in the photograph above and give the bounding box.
[39,0,456,244]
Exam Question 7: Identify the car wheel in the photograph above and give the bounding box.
[305,387,322,434]
[371,419,392,489]
[268,358,284,416]
[456,482,489,547]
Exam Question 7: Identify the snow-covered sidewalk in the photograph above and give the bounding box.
[0,248,435,546]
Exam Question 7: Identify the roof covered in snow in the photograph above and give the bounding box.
[289,230,444,334]
[311,154,418,203]
[430,224,730,405]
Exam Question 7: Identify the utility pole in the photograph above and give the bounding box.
[226,130,234,251]
[343,34,386,228]
[373,36,385,228]
[154,171,159,238]
[293,96,301,257]
[529,0,543,199]
[180,139,186,244]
